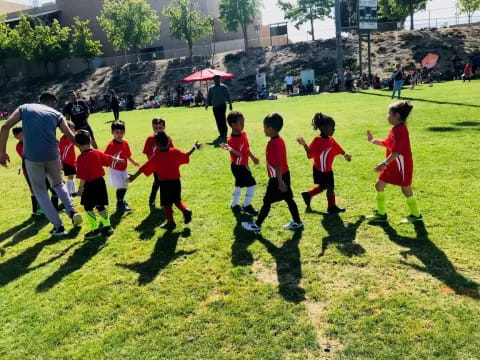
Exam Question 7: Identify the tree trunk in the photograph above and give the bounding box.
[242,24,248,51]
[410,0,414,30]
[188,41,193,57]
[310,17,315,41]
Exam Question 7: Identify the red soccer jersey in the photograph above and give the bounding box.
[228,131,250,166]
[16,142,23,158]
[59,135,76,167]
[380,123,413,186]
[105,140,132,171]
[142,134,174,158]
[266,136,289,178]
[76,149,113,182]
[308,136,344,173]
[140,148,189,181]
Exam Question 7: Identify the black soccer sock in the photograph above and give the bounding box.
[116,188,127,202]
[31,195,38,213]
[255,201,272,227]
[286,198,301,224]
[149,180,160,204]
[51,195,59,211]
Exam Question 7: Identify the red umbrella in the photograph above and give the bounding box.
[422,53,439,69]
[182,68,234,83]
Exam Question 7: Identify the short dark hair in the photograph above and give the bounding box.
[75,130,91,145]
[152,117,166,126]
[12,126,22,136]
[154,131,169,147]
[312,113,335,132]
[263,113,283,132]
[389,101,413,122]
[67,90,76,96]
[39,92,57,104]
[111,120,125,132]
[227,111,244,126]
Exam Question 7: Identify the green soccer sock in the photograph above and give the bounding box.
[376,191,386,215]
[406,196,421,217]
[98,209,111,227]
[86,211,99,231]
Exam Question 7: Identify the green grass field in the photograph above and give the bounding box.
[0,82,479,359]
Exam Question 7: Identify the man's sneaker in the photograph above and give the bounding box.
[160,222,176,230]
[100,226,114,235]
[400,214,423,224]
[57,203,66,212]
[283,221,304,230]
[69,211,83,227]
[367,211,388,222]
[241,221,261,232]
[242,205,259,216]
[183,209,192,224]
[327,205,346,213]
[117,201,132,212]
[301,192,311,208]
[84,229,101,239]
[50,226,66,237]
[70,193,77,198]
[231,205,242,213]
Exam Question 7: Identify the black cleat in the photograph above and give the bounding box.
[183,209,192,224]
[242,205,259,216]
[327,205,346,213]
[301,192,311,208]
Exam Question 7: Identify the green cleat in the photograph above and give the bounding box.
[400,214,423,224]
[367,211,388,223]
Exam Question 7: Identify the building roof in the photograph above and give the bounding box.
[0,1,32,15]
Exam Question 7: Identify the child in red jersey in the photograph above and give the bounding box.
[367,101,422,223]
[105,121,139,211]
[242,113,303,232]
[220,111,259,215]
[143,118,174,206]
[297,113,352,212]
[76,130,124,238]
[59,121,77,197]
[129,132,200,230]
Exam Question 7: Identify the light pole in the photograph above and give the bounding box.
[210,18,216,64]
[335,0,344,91]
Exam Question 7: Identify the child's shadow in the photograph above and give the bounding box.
[206,136,223,148]
[1,216,49,248]
[373,221,479,299]
[231,211,256,266]
[110,209,132,229]
[117,228,195,285]
[257,231,305,303]
[320,214,366,257]
[135,207,165,240]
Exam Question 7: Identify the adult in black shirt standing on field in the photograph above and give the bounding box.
[205,75,232,139]
[110,89,120,121]
[63,90,98,149]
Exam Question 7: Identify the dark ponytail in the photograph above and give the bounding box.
[389,101,413,122]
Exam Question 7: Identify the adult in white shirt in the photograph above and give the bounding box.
[284,75,294,94]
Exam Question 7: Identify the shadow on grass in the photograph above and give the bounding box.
[455,121,480,127]
[135,207,165,240]
[231,211,256,266]
[373,221,479,299]
[117,228,195,285]
[0,217,37,245]
[320,214,366,257]
[110,209,132,229]
[358,91,480,108]
[36,229,106,292]
[0,227,81,288]
[426,126,462,132]
[2,217,49,248]
[256,230,305,303]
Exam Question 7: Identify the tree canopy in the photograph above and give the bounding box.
[458,0,480,24]
[71,17,103,66]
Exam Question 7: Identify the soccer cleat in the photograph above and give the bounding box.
[231,205,242,213]
[367,211,388,222]
[241,221,261,232]
[50,226,66,237]
[57,203,66,212]
[117,201,132,212]
[301,192,311,208]
[242,205,259,216]
[327,205,346,213]
[183,209,192,224]
[100,226,114,236]
[160,222,176,230]
[69,211,83,227]
[283,221,304,231]
[400,214,423,224]
[70,193,77,198]
[84,229,101,239]
[32,209,44,216]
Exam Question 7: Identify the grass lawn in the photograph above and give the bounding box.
[0,81,479,359]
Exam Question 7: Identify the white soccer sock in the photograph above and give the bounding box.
[232,187,241,207]
[67,179,76,195]
[243,185,256,207]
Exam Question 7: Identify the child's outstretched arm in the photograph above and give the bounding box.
[128,168,142,183]
[374,152,399,173]
[220,143,241,158]
[188,141,202,156]
[248,150,259,165]
[296,137,311,155]
[342,151,352,162]
[367,130,385,146]
[128,157,140,167]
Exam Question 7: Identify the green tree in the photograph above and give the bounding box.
[9,15,37,61]
[71,17,103,68]
[33,19,71,72]
[0,15,14,79]
[377,0,429,25]
[458,0,480,24]
[97,0,160,58]
[219,0,262,51]
[163,0,212,57]
[277,0,333,41]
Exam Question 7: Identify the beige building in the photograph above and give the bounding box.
[0,0,31,15]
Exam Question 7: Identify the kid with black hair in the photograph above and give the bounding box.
[297,113,351,212]
[242,113,303,232]
[367,101,422,223]
[142,117,174,206]
[129,132,201,230]
[59,120,77,197]
[220,111,259,215]
[76,130,122,238]
[105,120,139,211]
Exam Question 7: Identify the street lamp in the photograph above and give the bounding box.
[210,18,216,63]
